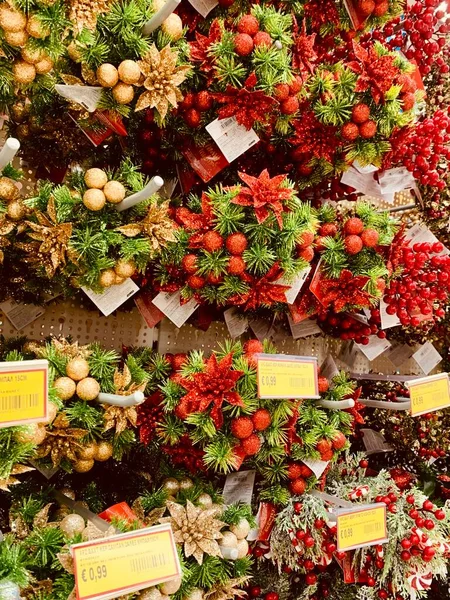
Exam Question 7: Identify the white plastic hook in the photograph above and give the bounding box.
[115,176,164,212]
[316,398,355,410]
[142,0,181,35]
[0,137,20,170]
[97,391,146,406]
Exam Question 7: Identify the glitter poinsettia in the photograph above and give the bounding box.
[292,19,318,76]
[303,0,339,31]
[290,108,338,163]
[320,270,373,312]
[175,193,214,247]
[228,263,291,310]
[232,169,294,227]
[176,353,244,428]
[347,42,400,104]
[189,19,222,82]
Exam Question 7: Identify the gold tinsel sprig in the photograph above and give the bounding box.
[116,200,177,253]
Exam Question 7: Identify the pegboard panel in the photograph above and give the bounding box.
[0,299,157,350]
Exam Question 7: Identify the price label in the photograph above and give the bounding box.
[0,360,48,428]
[256,354,318,399]
[72,524,181,600]
[407,373,450,417]
[337,504,388,552]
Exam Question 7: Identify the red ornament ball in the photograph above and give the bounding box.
[202,230,224,251]
[252,408,272,431]
[226,232,248,255]
[241,433,262,455]
[237,15,259,36]
[253,31,272,48]
[344,234,363,255]
[234,33,254,56]
[231,416,254,439]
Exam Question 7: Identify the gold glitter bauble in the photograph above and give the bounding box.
[97,63,119,88]
[0,5,27,32]
[7,200,26,221]
[83,188,106,211]
[53,376,76,401]
[112,82,134,104]
[103,180,126,204]
[16,123,30,138]
[84,167,107,189]
[139,588,162,600]
[35,56,53,74]
[99,268,116,288]
[54,507,70,520]
[59,487,76,500]
[160,577,182,595]
[73,459,94,473]
[10,102,28,122]
[13,60,36,84]
[114,274,125,285]
[4,29,28,46]
[219,531,238,549]
[77,441,97,460]
[0,176,18,201]
[21,45,44,64]
[184,589,203,600]
[162,477,180,495]
[236,538,249,558]
[94,441,113,462]
[230,518,250,540]
[66,357,90,381]
[59,513,85,537]
[76,377,100,401]
[179,477,194,491]
[118,59,141,84]
[45,402,58,423]
[26,15,50,38]
[114,259,136,278]
[15,422,46,445]
[67,41,82,62]
[161,14,183,41]
[197,493,213,508]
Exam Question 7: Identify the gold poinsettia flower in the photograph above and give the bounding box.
[135,45,190,118]
[113,364,147,396]
[203,577,250,600]
[103,404,137,435]
[159,500,226,565]
[116,200,176,253]
[0,213,27,264]
[0,464,34,492]
[35,416,87,467]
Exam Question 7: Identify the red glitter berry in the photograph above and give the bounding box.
[401,92,415,112]
[341,122,359,141]
[241,433,262,455]
[181,254,198,274]
[318,376,329,393]
[227,255,246,275]
[195,90,213,112]
[287,463,303,480]
[290,477,306,495]
[280,96,299,115]
[202,231,224,251]
[345,235,363,255]
[299,246,314,262]
[344,217,364,235]
[289,76,302,95]
[359,120,377,139]
[351,103,370,124]
[187,274,206,289]
[253,31,272,47]
[184,108,201,128]
[244,339,263,354]
[231,416,254,439]
[172,353,188,371]
[234,33,254,56]
[332,431,347,450]
[298,231,315,248]
[237,14,259,36]
[225,232,248,255]
[319,223,337,237]
[274,83,290,101]
[361,228,379,248]
[252,408,272,431]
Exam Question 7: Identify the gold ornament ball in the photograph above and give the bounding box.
[76,377,100,401]
[66,357,90,381]
[53,376,76,401]
[26,15,50,38]
[160,577,182,595]
[94,441,113,462]
[73,459,95,473]
[16,123,30,138]
[184,589,204,600]
[114,274,126,285]
[112,82,134,105]
[7,200,26,221]
[77,441,97,460]
[83,188,106,211]
[67,41,82,62]
[59,513,85,537]
[0,5,27,32]
[236,538,249,559]
[21,45,44,64]
[4,29,28,46]
[35,56,53,74]
[84,167,108,189]
[179,477,194,491]
[197,493,213,508]
[114,259,136,279]
[59,487,76,500]
[99,268,117,288]
[103,180,126,204]
[97,63,119,88]
[0,176,18,201]
[13,60,36,84]
[10,102,28,122]
[230,518,250,540]
[219,531,238,549]
[118,59,141,84]
[54,507,70,520]
[162,477,180,495]
[161,14,183,41]
[139,588,161,600]
[45,402,58,424]
[15,422,46,445]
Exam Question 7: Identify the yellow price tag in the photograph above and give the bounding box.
[72,525,181,600]
[408,373,450,417]
[0,359,48,428]
[337,504,387,552]
[256,354,318,399]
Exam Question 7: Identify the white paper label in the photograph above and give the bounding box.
[385,343,415,368]
[380,298,401,330]
[276,267,311,304]
[338,341,361,368]
[54,85,103,112]
[302,458,329,478]
[341,167,382,198]
[346,311,369,325]
[355,336,391,362]
[152,291,199,328]
[159,178,178,199]
[353,161,378,174]
[320,355,340,381]
[361,429,393,455]
[224,307,248,339]
[378,167,416,195]
[249,317,274,342]
[29,459,59,480]
[82,279,139,317]
[206,117,259,163]
[0,299,45,330]
[412,342,442,375]
[288,316,321,339]
[187,0,218,17]
[223,470,256,505]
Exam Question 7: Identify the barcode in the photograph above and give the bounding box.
[364,521,382,534]
[0,394,39,411]
[130,552,167,573]
[289,378,312,388]
[219,117,235,130]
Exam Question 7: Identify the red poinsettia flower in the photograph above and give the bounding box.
[303,0,340,31]
[320,269,373,312]
[213,73,278,130]
[285,402,303,453]
[292,18,318,76]
[176,353,244,428]
[232,169,293,227]
[348,42,400,104]
[189,20,222,83]
[345,385,365,426]
[290,108,338,163]
[175,193,214,248]
[229,263,291,310]
[137,391,164,445]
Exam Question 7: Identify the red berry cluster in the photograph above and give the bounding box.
[295,230,315,263]
[234,15,272,57]
[417,412,448,460]
[317,308,385,345]
[287,462,314,495]
[162,434,206,473]
[178,90,213,129]
[139,110,165,176]
[247,588,279,600]
[341,103,377,142]
[395,110,450,188]
[318,217,379,256]
[274,77,302,115]
[356,0,389,19]
[231,407,272,457]
[400,496,446,562]
[383,240,449,327]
